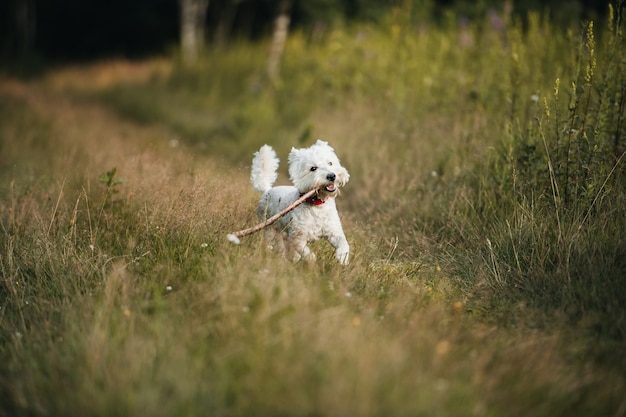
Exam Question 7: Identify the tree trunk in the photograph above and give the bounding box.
[267,0,292,83]
[213,1,237,47]
[180,0,209,65]
[15,0,36,56]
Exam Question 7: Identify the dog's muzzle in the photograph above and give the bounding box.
[325,173,337,192]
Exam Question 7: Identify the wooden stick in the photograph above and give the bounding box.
[227,188,318,244]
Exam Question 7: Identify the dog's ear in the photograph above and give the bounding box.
[288,147,301,164]
[314,139,336,154]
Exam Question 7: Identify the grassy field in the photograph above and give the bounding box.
[2,6,626,417]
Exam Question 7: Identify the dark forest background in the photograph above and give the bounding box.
[0,0,610,63]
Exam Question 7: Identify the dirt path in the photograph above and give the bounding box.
[1,70,182,179]
[0,66,254,238]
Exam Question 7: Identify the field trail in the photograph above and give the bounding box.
[1,66,254,230]
[2,66,196,181]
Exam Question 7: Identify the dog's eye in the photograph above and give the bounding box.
[310,166,317,172]
[328,162,333,166]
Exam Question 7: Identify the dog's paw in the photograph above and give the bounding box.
[335,250,350,266]
[292,249,317,263]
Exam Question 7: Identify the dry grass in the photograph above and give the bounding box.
[1,14,626,416]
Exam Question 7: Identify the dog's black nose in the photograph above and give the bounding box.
[326,173,336,182]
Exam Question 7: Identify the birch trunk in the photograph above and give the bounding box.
[15,0,36,55]
[267,0,292,82]
[180,0,209,65]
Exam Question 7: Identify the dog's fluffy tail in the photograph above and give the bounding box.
[251,145,280,193]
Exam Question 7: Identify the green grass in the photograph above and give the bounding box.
[1,5,626,417]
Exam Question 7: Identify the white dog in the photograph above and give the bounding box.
[250,139,350,265]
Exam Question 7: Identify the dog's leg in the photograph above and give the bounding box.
[301,245,316,262]
[289,235,316,263]
[328,233,350,265]
[264,228,287,256]
[263,228,275,251]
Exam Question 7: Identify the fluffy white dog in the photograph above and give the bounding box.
[250,139,350,265]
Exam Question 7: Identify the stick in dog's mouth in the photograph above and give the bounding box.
[227,187,320,245]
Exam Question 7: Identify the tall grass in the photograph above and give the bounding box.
[1,3,626,416]
[460,6,626,341]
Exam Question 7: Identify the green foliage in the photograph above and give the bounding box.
[464,5,626,335]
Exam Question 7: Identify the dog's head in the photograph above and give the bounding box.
[288,139,350,199]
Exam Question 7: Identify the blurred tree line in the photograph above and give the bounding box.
[0,0,607,63]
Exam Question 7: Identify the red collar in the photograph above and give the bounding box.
[302,193,325,205]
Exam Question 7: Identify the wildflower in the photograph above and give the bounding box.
[530,94,539,103]
[89,244,95,251]
[554,78,560,96]
[200,242,208,248]
[345,291,352,298]
[166,285,173,292]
